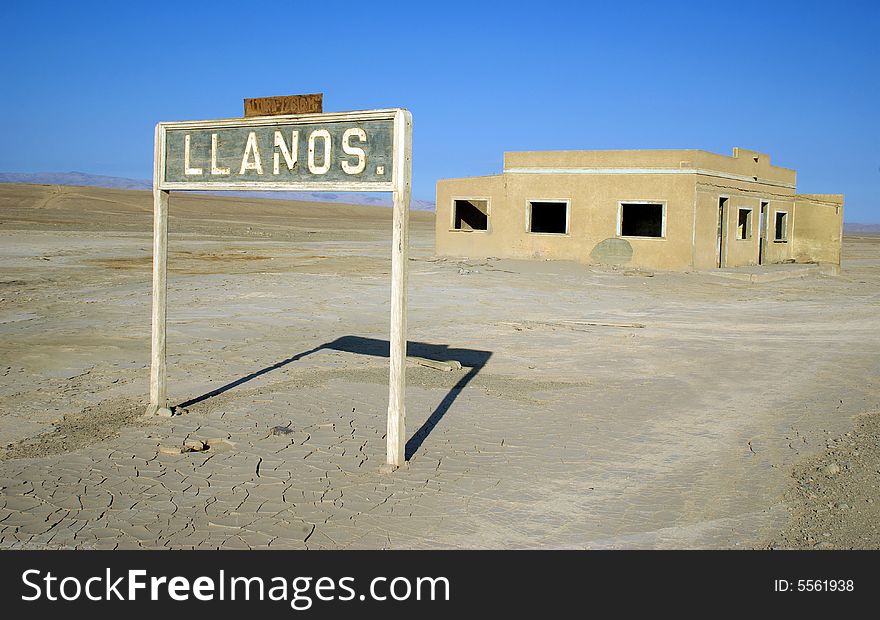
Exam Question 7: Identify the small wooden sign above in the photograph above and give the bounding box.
[244,93,323,117]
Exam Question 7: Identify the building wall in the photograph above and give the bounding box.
[692,185,721,270]
[436,172,697,271]
[434,174,508,260]
[693,176,797,269]
[435,149,841,272]
[792,194,845,265]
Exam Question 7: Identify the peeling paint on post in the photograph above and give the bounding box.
[386,109,412,469]
[148,108,412,469]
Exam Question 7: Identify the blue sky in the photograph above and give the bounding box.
[1,1,877,221]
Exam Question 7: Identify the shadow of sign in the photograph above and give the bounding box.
[175,335,492,461]
[326,336,492,460]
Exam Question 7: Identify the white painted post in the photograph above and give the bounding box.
[147,188,172,416]
[147,125,172,417]
[385,109,412,469]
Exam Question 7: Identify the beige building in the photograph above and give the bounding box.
[435,148,843,271]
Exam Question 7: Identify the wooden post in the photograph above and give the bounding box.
[146,188,172,416]
[385,109,412,469]
[147,124,172,417]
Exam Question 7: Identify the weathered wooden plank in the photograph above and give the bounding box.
[501,320,646,330]
[559,320,645,328]
[147,189,172,417]
[162,118,394,187]
[385,109,413,470]
[407,356,462,372]
[244,93,322,117]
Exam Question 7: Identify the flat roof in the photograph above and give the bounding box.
[502,147,797,187]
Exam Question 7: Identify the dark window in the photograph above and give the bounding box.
[774,211,788,241]
[453,199,488,231]
[529,201,568,234]
[620,203,664,237]
[737,209,752,240]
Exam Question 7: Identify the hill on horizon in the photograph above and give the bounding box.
[3,171,877,231]
[0,171,436,211]
[843,222,880,235]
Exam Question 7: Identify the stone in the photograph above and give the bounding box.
[823,462,841,476]
[205,438,236,453]
[182,440,208,452]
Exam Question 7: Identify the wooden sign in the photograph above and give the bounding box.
[156,109,400,192]
[148,108,413,469]
[244,93,322,117]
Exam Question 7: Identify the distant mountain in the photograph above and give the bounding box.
[0,171,436,211]
[0,171,152,191]
[235,191,436,211]
[844,223,880,235]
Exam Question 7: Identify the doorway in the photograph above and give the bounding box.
[758,200,769,265]
[717,197,729,268]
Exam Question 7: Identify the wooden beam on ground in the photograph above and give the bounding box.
[560,320,645,328]
[407,356,463,372]
[501,320,645,330]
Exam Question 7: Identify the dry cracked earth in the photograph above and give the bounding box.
[1,183,879,549]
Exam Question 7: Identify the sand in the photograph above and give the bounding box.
[0,183,878,549]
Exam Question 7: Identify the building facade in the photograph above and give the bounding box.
[435,148,843,271]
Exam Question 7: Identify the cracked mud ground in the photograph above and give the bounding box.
[1,184,879,549]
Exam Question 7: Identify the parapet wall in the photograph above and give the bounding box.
[792,194,845,265]
[503,147,797,188]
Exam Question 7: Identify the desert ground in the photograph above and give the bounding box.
[0,183,878,549]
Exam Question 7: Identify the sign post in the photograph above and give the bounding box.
[386,111,412,468]
[146,108,412,469]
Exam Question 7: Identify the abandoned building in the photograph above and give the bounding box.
[435,148,844,271]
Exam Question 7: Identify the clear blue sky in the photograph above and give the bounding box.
[2,0,877,221]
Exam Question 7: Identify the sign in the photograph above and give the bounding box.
[156,109,400,192]
[148,108,412,469]
[244,93,323,117]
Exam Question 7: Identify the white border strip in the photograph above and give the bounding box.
[525,198,571,235]
[449,195,492,232]
[616,200,667,238]
[504,167,796,189]
[156,108,400,192]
